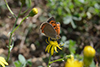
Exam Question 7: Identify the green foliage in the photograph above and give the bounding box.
[14,61,22,67]
[47,0,100,28]
[62,38,76,54]
[20,0,25,6]
[20,0,31,7]
[3,0,98,67]
[14,54,32,67]
[18,54,26,65]
[25,0,31,8]
[90,60,96,67]
[3,0,33,62]
[68,40,76,54]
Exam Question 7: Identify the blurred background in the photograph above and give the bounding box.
[0,0,100,67]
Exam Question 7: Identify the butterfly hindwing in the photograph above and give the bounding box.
[56,22,60,35]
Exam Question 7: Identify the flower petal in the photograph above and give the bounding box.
[47,45,52,53]
[54,46,58,53]
[56,45,62,50]
[65,55,83,67]
[45,45,49,52]
[51,46,54,55]
[0,61,5,67]
[1,59,8,65]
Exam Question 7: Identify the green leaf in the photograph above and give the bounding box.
[79,0,85,3]
[69,40,76,54]
[88,7,95,14]
[27,59,32,66]
[14,61,22,67]
[95,8,99,14]
[38,66,43,67]
[18,54,26,64]
[90,60,96,67]
[63,15,72,24]
[69,3,74,9]
[94,3,100,9]
[70,20,76,29]
[61,36,67,42]
[63,41,69,48]
[58,7,62,15]
[10,39,14,51]
[26,0,31,8]
[72,16,82,21]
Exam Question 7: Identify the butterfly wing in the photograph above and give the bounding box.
[56,22,60,35]
[40,22,57,39]
[47,17,58,33]
[47,17,61,39]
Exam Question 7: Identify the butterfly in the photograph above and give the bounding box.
[40,17,61,40]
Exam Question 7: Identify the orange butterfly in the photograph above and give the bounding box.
[40,17,61,39]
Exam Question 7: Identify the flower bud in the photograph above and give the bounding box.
[29,8,38,17]
[83,46,96,67]
[83,46,96,58]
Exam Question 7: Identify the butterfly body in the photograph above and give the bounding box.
[40,17,60,39]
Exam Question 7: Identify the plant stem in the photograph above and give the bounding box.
[49,55,71,65]
[47,53,52,67]
[49,58,64,64]
[20,0,31,15]
[7,13,28,61]
[6,17,19,62]
[12,15,29,34]
[6,5,22,62]
[20,8,30,15]
[4,0,16,18]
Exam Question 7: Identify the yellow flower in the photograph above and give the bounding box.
[83,46,96,67]
[32,8,38,14]
[45,38,63,55]
[83,46,96,58]
[0,57,8,67]
[29,8,38,17]
[65,55,83,67]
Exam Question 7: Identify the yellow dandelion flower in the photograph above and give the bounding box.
[0,57,8,67]
[29,8,38,17]
[65,55,83,67]
[45,38,63,55]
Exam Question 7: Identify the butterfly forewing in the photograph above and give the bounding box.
[47,17,59,34]
[40,23,57,39]
[40,17,61,39]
